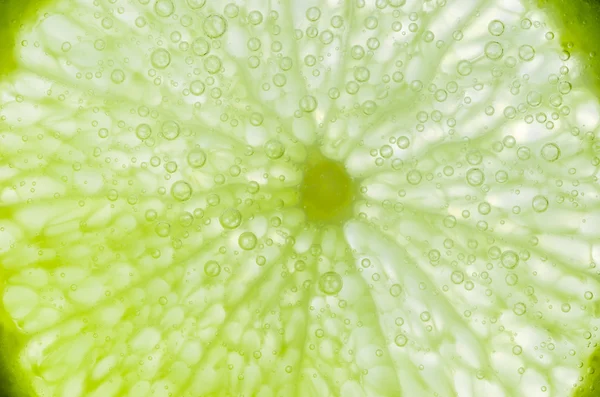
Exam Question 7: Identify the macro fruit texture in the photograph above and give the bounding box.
[1,0,600,396]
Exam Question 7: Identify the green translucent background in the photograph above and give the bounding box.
[0,0,600,396]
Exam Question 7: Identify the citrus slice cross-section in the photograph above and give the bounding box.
[1,0,600,396]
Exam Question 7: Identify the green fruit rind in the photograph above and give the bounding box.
[0,0,53,76]
[533,0,600,93]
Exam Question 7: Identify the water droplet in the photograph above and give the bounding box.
[203,14,227,38]
[457,60,472,76]
[161,120,180,140]
[443,215,457,228]
[238,232,257,250]
[158,296,168,305]
[540,143,560,162]
[512,345,522,355]
[192,38,210,56]
[394,334,408,347]
[299,95,318,112]
[187,148,207,168]
[501,250,519,269]
[505,273,519,286]
[204,260,221,277]
[154,0,175,17]
[204,55,222,74]
[264,139,285,159]
[219,208,242,229]
[171,181,193,202]
[466,168,485,186]
[111,69,126,84]
[387,0,406,8]
[518,45,535,61]
[406,169,422,185]
[94,39,106,51]
[390,284,402,297]
[155,222,171,237]
[478,202,491,215]
[488,19,504,36]
[451,271,464,284]
[527,90,542,107]
[319,271,343,295]
[354,66,370,82]
[224,3,239,18]
[186,0,205,9]
[135,123,152,140]
[484,41,504,60]
[151,48,171,69]
[306,6,321,21]
[513,302,527,316]
[532,195,549,213]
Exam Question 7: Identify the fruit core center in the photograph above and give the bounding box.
[299,153,355,223]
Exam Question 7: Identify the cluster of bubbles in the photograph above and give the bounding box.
[1,0,600,396]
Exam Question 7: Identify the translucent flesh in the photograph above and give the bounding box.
[1,0,600,396]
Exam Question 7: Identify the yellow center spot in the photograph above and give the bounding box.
[299,151,355,224]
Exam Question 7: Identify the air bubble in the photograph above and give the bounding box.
[466,168,485,186]
[390,284,402,297]
[190,80,205,96]
[248,10,263,25]
[299,95,318,112]
[264,139,285,159]
[224,3,238,18]
[457,60,472,76]
[219,208,242,229]
[387,0,406,6]
[354,66,370,82]
[155,222,171,237]
[151,48,171,69]
[513,302,526,316]
[540,143,560,162]
[171,181,193,202]
[532,195,549,213]
[204,14,227,38]
[306,7,321,22]
[192,38,210,56]
[518,45,535,61]
[319,272,343,295]
[186,0,205,9]
[407,170,422,185]
[331,15,344,28]
[517,146,531,160]
[135,124,152,140]
[204,260,221,277]
[238,232,257,250]
[501,250,519,269]
[527,91,542,107]
[161,120,180,140]
[506,273,519,286]
[484,41,504,60]
[394,334,408,347]
[488,20,504,36]
[187,148,207,168]
[154,0,175,17]
[451,271,464,284]
[204,55,222,74]
[111,69,125,84]
[397,136,410,149]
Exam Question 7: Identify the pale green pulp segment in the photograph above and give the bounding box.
[1,0,600,396]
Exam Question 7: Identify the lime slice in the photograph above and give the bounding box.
[1,0,600,396]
